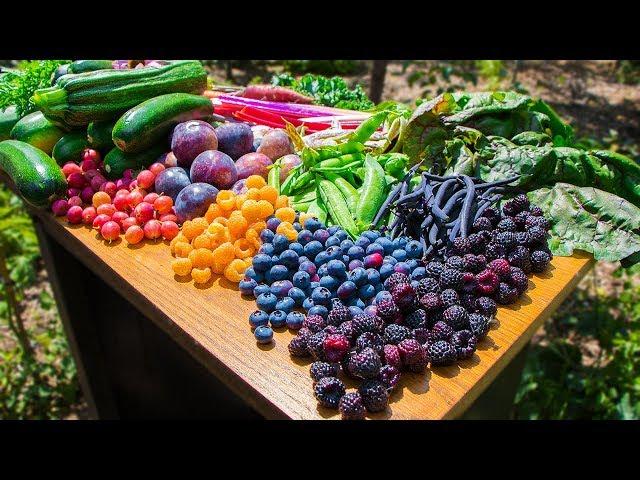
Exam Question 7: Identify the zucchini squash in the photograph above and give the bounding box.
[112,93,213,153]
[87,120,116,151]
[103,144,166,179]
[52,132,89,165]
[0,106,20,141]
[33,60,208,127]
[68,60,113,74]
[0,140,67,207]
[10,111,66,155]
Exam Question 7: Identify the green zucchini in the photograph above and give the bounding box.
[51,64,70,85]
[112,93,213,153]
[10,111,66,155]
[0,140,67,207]
[68,60,113,74]
[0,106,20,141]
[33,60,208,127]
[52,132,88,165]
[103,144,166,179]
[87,120,116,151]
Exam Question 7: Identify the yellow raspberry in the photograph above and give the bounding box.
[174,242,194,258]
[189,248,215,268]
[172,257,192,276]
[245,175,266,189]
[235,194,247,210]
[205,204,225,223]
[276,221,294,235]
[216,190,236,211]
[228,215,248,239]
[191,267,212,284]
[192,233,212,250]
[224,258,248,282]
[274,195,290,209]
[257,199,274,218]
[246,188,261,201]
[259,185,278,205]
[234,238,255,259]
[212,242,235,265]
[275,207,296,223]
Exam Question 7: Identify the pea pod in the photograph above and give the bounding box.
[290,170,314,194]
[316,152,365,169]
[307,198,328,225]
[351,111,388,144]
[318,179,359,238]
[311,160,363,174]
[316,141,364,161]
[293,190,317,204]
[355,154,388,231]
[281,164,302,196]
[268,160,281,193]
[322,172,359,214]
[292,200,313,212]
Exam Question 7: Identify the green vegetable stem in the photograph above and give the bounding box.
[268,160,281,193]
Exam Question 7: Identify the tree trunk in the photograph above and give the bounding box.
[369,60,389,104]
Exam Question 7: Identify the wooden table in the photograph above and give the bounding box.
[9,178,594,419]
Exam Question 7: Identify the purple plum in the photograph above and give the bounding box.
[235,152,272,180]
[256,128,294,160]
[154,167,191,201]
[174,182,219,224]
[279,154,302,182]
[231,178,248,195]
[214,122,254,160]
[171,120,218,169]
[190,150,237,190]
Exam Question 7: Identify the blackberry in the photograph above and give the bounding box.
[475,296,497,317]
[327,300,352,326]
[445,255,465,271]
[514,211,530,230]
[527,226,547,246]
[525,215,550,231]
[352,314,379,337]
[313,376,345,409]
[469,313,491,340]
[496,231,517,250]
[515,231,530,246]
[303,314,326,333]
[310,361,339,383]
[341,351,358,378]
[439,268,463,290]
[485,241,506,261]
[450,330,477,360]
[488,259,511,278]
[463,254,486,273]
[529,205,543,216]
[391,283,416,311]
[509,266,529,293]
[481,206,500,226]
[475,269,499,295]
[467,233,487,254]
[307,331,328,360]
[430,321,453,342]
[413,327,430,345]
[530,250,552,272]
[358,379,389,413]
[460,293,477,312]
[337,321,355,343]
[398,339,427,373]
[383,324,413,345]
[443,305,469,330]
[425,261,445,278]
[376,299,400,322]
[511,193,530,212]
[440,289,460,307]
[349,347,382,379]
[339,392,366,420]
[428,340,457,366]
[461,272,478,293]
[508,246,531,270]
[495,282,519,305]
[323,325,339,335]
[323,334,350,362]
[501,201,519,217]
[405,309,427,330]
[355,332,384,355]
[415,277,440,296]
[419,292,442,311]
[382,344,402,369]
[378,364,401,391]
[497,217,517,232]
[472,216,493,232]
[288,335,310,357]
[384,272,410,291]
[451,237,471,255]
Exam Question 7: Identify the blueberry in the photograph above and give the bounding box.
[271,254,280,265]
[411,279,420,289]
[334,229,348,241]
[308,305,328,319]
[405,259,420,271]
[348,259,364,271]
[313,229,330,244]
[311,286,332,306]
[347,245,365,261]
[277,292,297,311]
[348,267,368,287]
[292,271,311,290]
[374,290,393,304]
[325,246,342,261]
[254,325,273,344]
[324,234,341,247]
[359,284,376,300]
[361,230,380,242]
[272,234,289,254]
[239,278,257,296]
[394,262,411,276]
[337,280,357,300]
[269,265,289,282]
[253,283,271,298]
[252,253,272,273]
[342,254,351,265]
[366,268,381,285]
[411,266,427,281]
[298,255,309,264]
[299,260,317,276]
[264,269,274,284]
[297,229,313,245]
[270,280,293,298]
[340,239,354,251]
[355,236,371,248]
[269,310,287,328]
[256,292,278,312]
[347,297,365,309]
[366,243,385,256]
[286,311,305,330]
[364,305,378,317]
[302,297,315,311]
[249,310,270,329]
[259,243,275,256]
[383,255,398,266]
[303,240,323,260]
[292,222,302,231]
[327,225,341,235]
[260,229,275,244]
[327,259,347,278]
[406,240,423,259]
[374,283,385,293]
[375,236,394,255]
[315,251,331,267]
[244,266,264,283]
[393,237,408,250]
[348,306,364,317]
[289,242,304,256]
[279,249,299,270]
[320,275,340,291]
[304,218,322,232]
[363,253,383,269]
[287,287,306,306]
[392,249,407,262]
[266,217,282,232]
[309,281,320,290]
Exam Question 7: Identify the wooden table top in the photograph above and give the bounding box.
[23,192,594,419]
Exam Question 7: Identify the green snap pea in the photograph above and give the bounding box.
[290,171,314,193]
[292,200,313,212]
[268,160,281,193]
[318,179,359,238]
[316,141,364,161]
[311,160,362,174]
[281,164,302,195]
[307,198,328,225]
[316,152,365,169]
[322,172,358,214]
[355,155,387,230]
[351,111,388,144]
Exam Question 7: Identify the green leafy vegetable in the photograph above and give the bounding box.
[528,183,640,262]
[0,60,69,117]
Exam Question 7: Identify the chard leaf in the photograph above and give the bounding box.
[511,131,552,147]
[443,91,531,124]
[444,138,476,176]
[528,183,640,263]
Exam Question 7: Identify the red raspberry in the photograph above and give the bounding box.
[323,334,350,363]
[476,269,499,295]
[488,258,511,278]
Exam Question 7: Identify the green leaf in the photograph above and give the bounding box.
[616,393,635,420]
[528,183,640,263]
[442,91,532,124]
